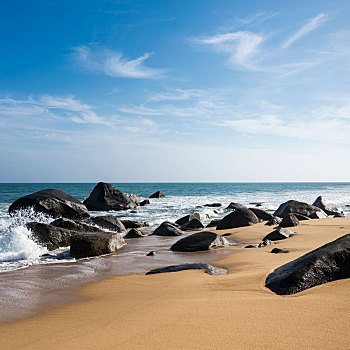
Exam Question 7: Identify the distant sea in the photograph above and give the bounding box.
[1,182,350,272]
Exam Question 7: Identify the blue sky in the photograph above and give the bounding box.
[1,0,350,182]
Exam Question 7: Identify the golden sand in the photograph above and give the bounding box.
[2,217,350,349]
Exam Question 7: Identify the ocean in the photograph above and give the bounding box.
[1,182,350,322]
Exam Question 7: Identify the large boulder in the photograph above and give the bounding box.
[180,218,204,231]
[50,218,101,232]
[83,182,140,211]
[265,234,350,295]
[216,208,259,230]
[70,232,125,259]
[170,231,229,252]
[263,227,293,241]
[279,213,300,227]
[152,222,183,236]
[9,189,89,220]
[274,200,326,219]
[91,216,126,232]
[249,208,274,221]
[226,202,247,210]
[175,213,200,226]
[313,196,344,216]
[149,191,166,198]
[26,222,72,250]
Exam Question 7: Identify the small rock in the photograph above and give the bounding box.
[140,199,150,206]
[124,228,145,238]
[149,191,166,198]
[204,203,222,207]
[270,248,290,254]
[263,227,293,241]
[226,202,247,210]
[265,216,283,226]
[146,251,155,256]
[152,222,183,236]
[180,218,204,231]
[175,213,200,226]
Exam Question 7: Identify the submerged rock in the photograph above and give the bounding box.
[149,191,166,198]
[204,203,222,207]
[70,232,125,259]
[152,222,183,236]
[91,216,126,232]
[313,196,344,216]
[9,189,89,220]
[145,263,221,276]
[263,227,293,241]
[274,200,326,219]
[216,208,259,230]
[84,182,140,211]
[170,231,229,252]
[265,234,350,295]
[226,202,247,210]
[140,199,150,206]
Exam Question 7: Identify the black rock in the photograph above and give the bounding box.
[70,232,125,259]
[270,248,290,254]
[170,231,229,252]
[91,216,126,232]
[226,202,247,210]
[263,227,293,241]
[279,213,300,228]
[313,196,344,216]
[222,232,232,237]
[130,210,138,214]
[250,202,263,207]
[140,199,150,206]
[50,218,101,232]
[204,203,222,207]
[258,239,274,248]
[216,208,259,230]
[175,213,200,226]
[152,222,183,236]
[121,220,149,229]
[265,234,350,295]
[274,200,326,219]
[245,245,257,248]
[249,208,274,221]
[180,218,204,231]
[124,228,145,238]
[146,263,218,275]
[149,191,166,198]
[9,189,89,220]
[206,219,221,228]
[293,213,312,221]
[83,182,140,211]
[265,216,283,226]
[146,251,155,256]
[26,222,73,250]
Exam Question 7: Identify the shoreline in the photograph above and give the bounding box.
[2,217,350,349]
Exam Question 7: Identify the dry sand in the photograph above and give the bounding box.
[2,217,350,349]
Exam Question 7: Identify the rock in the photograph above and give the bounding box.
[146,251,155,256]
[293,213,312,221]
[146,263,218,276]
[26,222,72,250]
[124,228,145,238]
[206,219,221,228]
[334,213,344,218]
[170,231,229,252]
[204,203,222,207]
[175,213,200,226]
[245,245,257,248]
[70,232,125,259]
[270,248,290,254]
[50,218,101,232]
[313,196,344,216]
[83,182,140,211]
[274,200,326,219]
[226,202,247,210]
[216,208,259,230]
[265,216,283,226]
[152,222,183,236]
[180,218,204,231]
[258,239,274,248]
[91,216,126,232]
[249,208,274,221]
[120,220,149,229]
[222,233,232,237]
[265,234,350,295]
[263,227,293,241]
[213,209,219,214]
[250,202,263,207]
[279,213,300,227]
[149,191,166,198]
[310,211,328,219]
[9,189,89,220]
[140,199,150,206]
[130,210,138,213]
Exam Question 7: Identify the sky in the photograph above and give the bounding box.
[1,0,350,182]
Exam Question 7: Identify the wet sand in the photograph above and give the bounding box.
[2,217,350,349]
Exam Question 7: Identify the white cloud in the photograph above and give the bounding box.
[72,46,166,79]
[150,88,207,101]
[196,31,263,69]
[282,14,328,49]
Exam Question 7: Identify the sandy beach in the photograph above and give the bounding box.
[1,217,350,349]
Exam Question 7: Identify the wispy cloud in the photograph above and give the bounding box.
[195,31,263,70]
[149,88,207,101]
[72,45,167,79]
[282,14,328,49]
